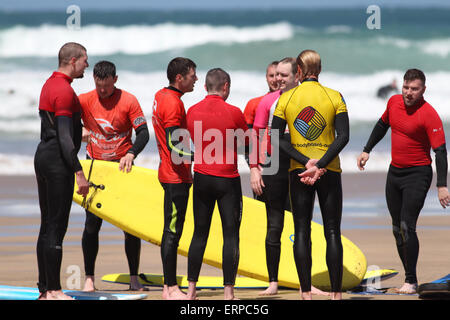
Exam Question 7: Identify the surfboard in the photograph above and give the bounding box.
[102,268,397,290]
[418,274,450,299]
[102,273,270,289]
[0,285,147,300]
[73,160,367,291]
[360,268,398,285]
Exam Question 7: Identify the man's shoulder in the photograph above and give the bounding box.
[155,87,182,106]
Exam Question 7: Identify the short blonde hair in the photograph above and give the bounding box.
[296,50,321,77]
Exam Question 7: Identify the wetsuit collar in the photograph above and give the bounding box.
[302,77,318,83]
[167,86,184,95]
[52,71,73,83]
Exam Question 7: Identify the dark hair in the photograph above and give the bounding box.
[167,57,197,84]
[404,68,426,85]
[93,60,116,79]
[58,42,86,67]
[205,68,230,92]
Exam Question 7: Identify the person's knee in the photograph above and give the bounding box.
[266,227,282,247]
[392,224,404,246]
[400,220,416,243]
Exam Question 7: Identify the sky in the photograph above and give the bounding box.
[1,0,450,11]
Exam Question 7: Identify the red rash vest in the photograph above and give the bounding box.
[381,94,446,168]
[187,95,248,178]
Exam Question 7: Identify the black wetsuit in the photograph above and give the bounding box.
[260,140,291,283]
[81,124,149,278]
[35,111,83,293]
[187,173,242,285]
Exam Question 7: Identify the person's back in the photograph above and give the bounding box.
[152,86,192,183]
[276,80,347,172]
[186,68,247,301]
[187,95,247,178]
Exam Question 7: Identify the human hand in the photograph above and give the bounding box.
[75,170,89,197]
[119,153,135,173]
[82,127,90,143]
[438,186,450,209]
[357,152,370,171]
[250,166,265,196]
[298,166,325,185]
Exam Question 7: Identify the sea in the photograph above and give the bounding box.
[1,7,449,219]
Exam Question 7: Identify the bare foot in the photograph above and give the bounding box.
[129,275,149,291]
[300,290,312,300]
[165,285,188,300]
[83,276,96,292]
[394,283,417,294]
[45,290,74,300]
[311,285,330,296]
[330,292,342,300]
[186,282,197,300]
[258,282,278,296]
[224,285,238,300]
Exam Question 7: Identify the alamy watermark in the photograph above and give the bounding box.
[66,265,81,290]
[66,5,81,30]
[170,124,281,175]
[366,5,381,30]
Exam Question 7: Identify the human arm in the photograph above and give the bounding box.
[55,115,89,196]
[270,115,310,165]
[357,118,390,170]
[433,143,450,209]
[165,126,194,161]
[297,111,349,185]
[118,123,150,172]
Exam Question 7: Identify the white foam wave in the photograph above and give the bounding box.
[324,25,353,34]
[2,69,450,135]
[0,151,410,175]
[0,22,294,58]
[376,36,450,58]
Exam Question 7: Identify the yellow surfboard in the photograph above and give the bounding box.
[73,160,367,291]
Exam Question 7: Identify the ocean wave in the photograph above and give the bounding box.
[0,22,295,58]
[2,69,450,136]
[0,150,444,176]
[375,36,450,58]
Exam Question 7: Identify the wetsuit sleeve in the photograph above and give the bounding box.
[165,126,194,161]
[434,144,448,187]
[55,115,83,172]
[127,123,149,157]
[271,115,309,165]
[316,112,350,169]
[363,118,390,153]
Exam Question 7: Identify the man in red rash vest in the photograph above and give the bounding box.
[34,42,89,300]
[186,68,248,300]
[79,60,149,292]
[357,68,450,294]
[152,57,197,300]
[243,60,279,128]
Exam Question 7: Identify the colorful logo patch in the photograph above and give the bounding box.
[293,106,326,141]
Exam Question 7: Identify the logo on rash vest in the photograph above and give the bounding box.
[293,106,326,141]
[133,116,147,127]
[95,118,115,135]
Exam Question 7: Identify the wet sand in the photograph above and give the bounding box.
[0,172,449,303]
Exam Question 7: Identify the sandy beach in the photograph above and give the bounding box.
[0,171,449,304]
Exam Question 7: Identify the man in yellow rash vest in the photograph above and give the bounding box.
[271,49,349,300]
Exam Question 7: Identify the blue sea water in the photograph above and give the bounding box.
[0,7,449,218]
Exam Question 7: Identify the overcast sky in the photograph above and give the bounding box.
[1,0,450,11]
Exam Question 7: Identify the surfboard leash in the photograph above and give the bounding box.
[81,136,96,209]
